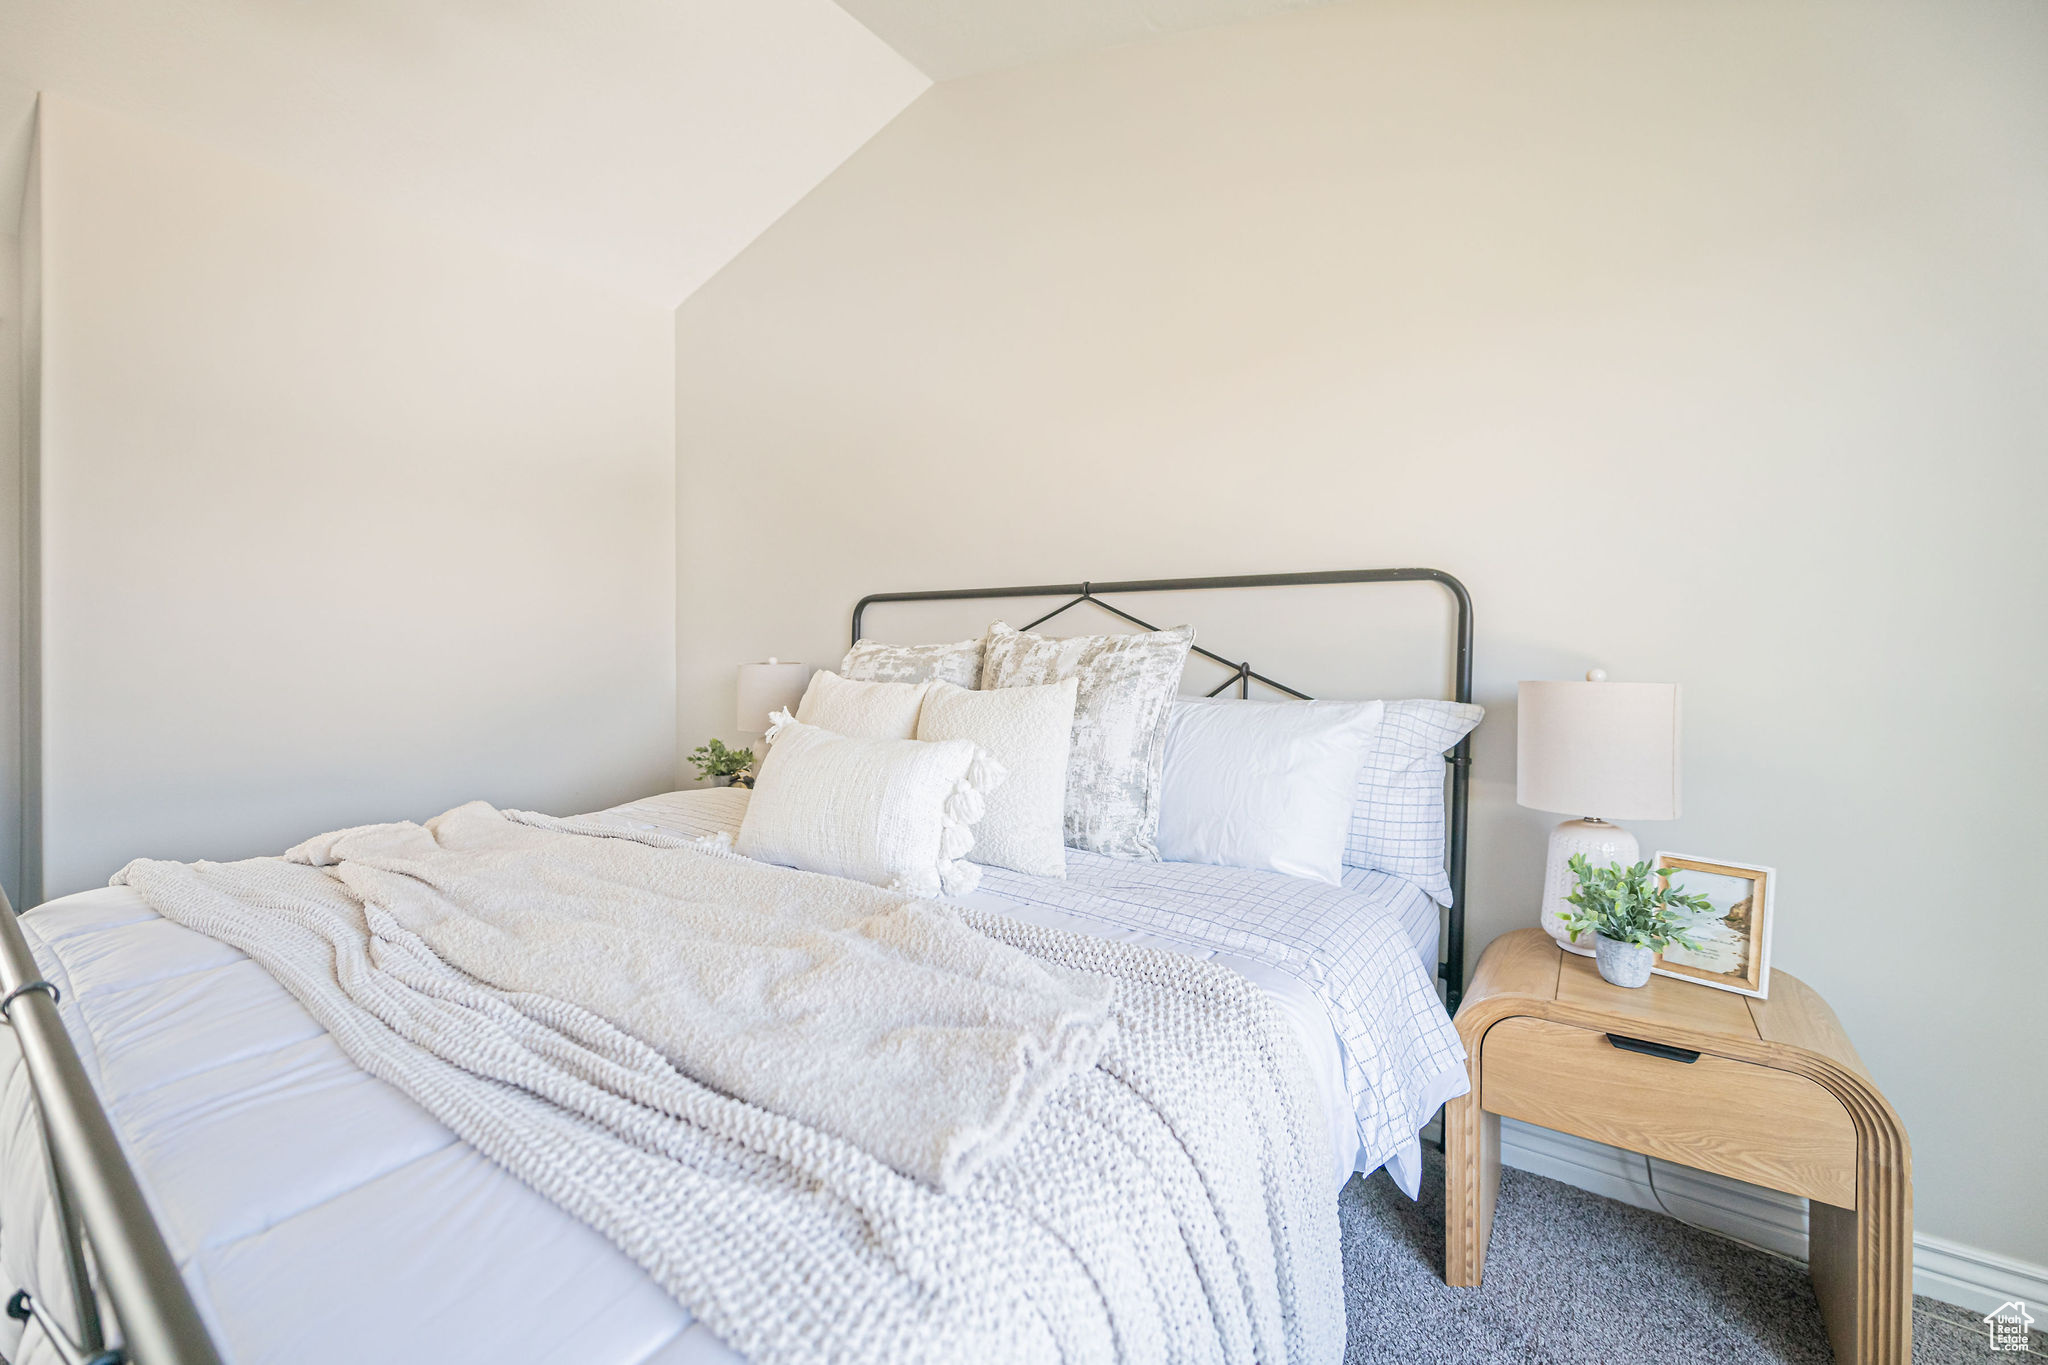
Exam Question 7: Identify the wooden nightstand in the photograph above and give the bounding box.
[1444,929,1912,1365]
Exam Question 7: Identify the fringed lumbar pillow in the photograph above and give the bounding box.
[737,712,1005,897]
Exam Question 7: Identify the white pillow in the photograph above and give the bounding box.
[1155,698,1385,886]
[915,678,1077,878]
[736,714,1004,897]
[794,670,931,740]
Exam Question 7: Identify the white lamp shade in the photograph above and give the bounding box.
[736,660,811,734]
[1516,680,1681,820]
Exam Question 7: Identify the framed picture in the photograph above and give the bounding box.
[1650,853,1775,998]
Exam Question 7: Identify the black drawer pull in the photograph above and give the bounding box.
[1606,1033,1700,1064]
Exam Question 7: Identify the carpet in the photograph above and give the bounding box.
[1340,1150,2043,1363]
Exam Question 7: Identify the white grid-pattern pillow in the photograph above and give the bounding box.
[1343,700,1484,907]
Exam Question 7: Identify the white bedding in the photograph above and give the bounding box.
[0,789,1466,1365]
[620,790,1465,1197]
[1345,865,1445,978]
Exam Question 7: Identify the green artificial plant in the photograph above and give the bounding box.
[686,737,756,783]
[1557,853,1714,953]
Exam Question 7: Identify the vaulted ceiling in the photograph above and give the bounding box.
[0,0,927,306]
[1,0,1348,306]
[832,0,1342,81]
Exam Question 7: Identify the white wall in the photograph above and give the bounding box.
[674,0,2048,1268]
[28,94,677,901]
[0,224,20,909]
[16,111,40,914]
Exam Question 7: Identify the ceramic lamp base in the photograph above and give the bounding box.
[1539,818,1640,956]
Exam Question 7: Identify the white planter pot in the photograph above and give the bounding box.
[1594,935,1655,988]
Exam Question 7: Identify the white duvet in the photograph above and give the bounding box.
[0,789,1467,1365]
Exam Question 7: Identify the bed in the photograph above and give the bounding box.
[0,570,1477,1365]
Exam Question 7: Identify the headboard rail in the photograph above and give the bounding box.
[851,568,1474,1013]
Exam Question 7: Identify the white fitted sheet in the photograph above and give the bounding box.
[1346,863,1444,977]
[0,794,1464,1365]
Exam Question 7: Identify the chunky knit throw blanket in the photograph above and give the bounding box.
[114,804,1343,1365]
[274,800,1111,1192]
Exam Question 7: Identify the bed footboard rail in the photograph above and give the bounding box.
[0,890,224,1365]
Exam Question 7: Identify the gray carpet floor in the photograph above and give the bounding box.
[1340,1149,2045,1363]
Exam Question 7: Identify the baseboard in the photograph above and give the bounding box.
[1493,1119,2048,1318]
[1910,1233,2048,1319]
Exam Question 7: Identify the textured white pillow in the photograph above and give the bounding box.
[736,714,1004,897]
[916,678,1077,878]
[794,670,932,740]
[1156,698,1385,886]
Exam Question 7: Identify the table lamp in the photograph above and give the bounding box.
[1517,671,1681,954]
[736,659,811,736]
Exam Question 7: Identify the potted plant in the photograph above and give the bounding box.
[1557,853,1714,988]
[687,738,756,789]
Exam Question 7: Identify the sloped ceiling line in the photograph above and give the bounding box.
[0,0,929,306]
[831,0,1343,82]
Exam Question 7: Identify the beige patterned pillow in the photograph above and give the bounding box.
[980,621,1195,860]
[840,637,985,690]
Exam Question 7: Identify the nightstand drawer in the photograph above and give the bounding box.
[1480,1015,1858,1206]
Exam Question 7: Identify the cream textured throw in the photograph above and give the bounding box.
[290,800,1094,1190]
[113,803,1342,1365]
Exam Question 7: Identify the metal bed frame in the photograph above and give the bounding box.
[0,564,1470,1365]
[0,887,223,1365]
[853,566,1476,1013]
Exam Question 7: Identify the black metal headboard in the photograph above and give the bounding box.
[852,568,1475,1013]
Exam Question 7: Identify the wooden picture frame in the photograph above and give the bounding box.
[1650,853,1775,998]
